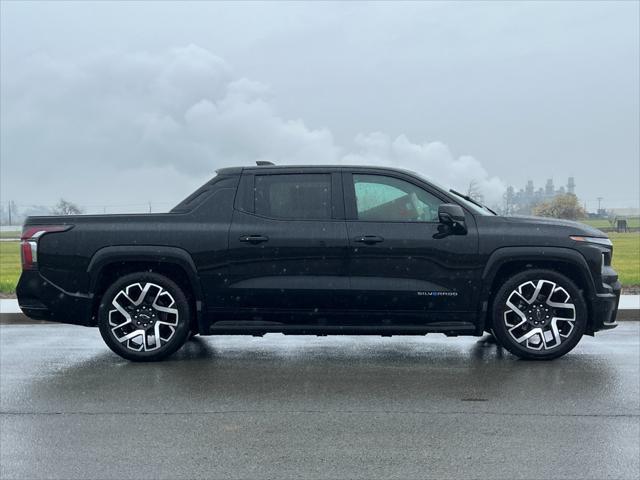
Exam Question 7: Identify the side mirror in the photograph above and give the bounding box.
[438,204,467,234]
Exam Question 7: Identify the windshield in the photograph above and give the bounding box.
[448,190,496,216]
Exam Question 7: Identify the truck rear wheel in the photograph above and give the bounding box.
[98,272,192,361]
[491,269,587,360]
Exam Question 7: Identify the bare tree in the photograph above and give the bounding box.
[52,198,83,215]
[466,180,485,203]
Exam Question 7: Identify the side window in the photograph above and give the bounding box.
[352,174,441,222]
[255,174,332,220]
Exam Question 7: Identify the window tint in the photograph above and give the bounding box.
[255,174,332,220]
[353,174,442,222]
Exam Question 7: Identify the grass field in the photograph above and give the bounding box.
[582,218,640,229]
[609,233,640,286]
[0,234,639,294]
[0,242,20,294]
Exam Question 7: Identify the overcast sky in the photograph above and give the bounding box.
[1,1,638,212]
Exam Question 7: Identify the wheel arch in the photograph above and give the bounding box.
[479,246,597,334]
[87,246,204,330]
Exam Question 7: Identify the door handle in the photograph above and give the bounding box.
[239,235,269,244]
[354,235,384,245]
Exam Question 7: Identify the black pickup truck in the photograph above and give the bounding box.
[17,164,620,361]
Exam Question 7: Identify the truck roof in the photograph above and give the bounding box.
[217,164,421,176]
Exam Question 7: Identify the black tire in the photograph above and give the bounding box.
[491,269,587,360]
[98,272,192,361]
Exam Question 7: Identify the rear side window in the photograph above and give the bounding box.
[255,174,332,220]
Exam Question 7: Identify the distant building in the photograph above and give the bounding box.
[504,177,575,215]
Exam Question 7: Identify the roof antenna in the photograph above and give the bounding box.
[256,161,275,166]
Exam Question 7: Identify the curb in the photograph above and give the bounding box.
[614,310,639,321]
[0,313,50,324]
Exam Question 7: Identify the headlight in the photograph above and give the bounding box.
[569,236,613,247]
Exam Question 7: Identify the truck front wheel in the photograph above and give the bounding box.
[98,272,192,361]
[491,269,587,360]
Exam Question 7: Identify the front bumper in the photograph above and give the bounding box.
[16,270,94,326]
[590,280,621,332]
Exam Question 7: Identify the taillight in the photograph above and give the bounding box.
[20,225,72,270]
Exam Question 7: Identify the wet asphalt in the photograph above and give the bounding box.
[1,324,639,480]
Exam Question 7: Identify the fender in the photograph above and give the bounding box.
[87,245,205,329]
[477,246,596,332]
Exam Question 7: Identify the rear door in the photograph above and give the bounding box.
[343,170,481,324]
[225,168,350,322]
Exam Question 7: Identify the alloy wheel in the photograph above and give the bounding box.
[108,282,179,352]
[503,279,576,351]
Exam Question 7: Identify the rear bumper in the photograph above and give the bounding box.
[16,270,94,326]
[590,280,621,332]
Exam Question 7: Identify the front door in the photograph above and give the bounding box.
[343,171,481,324]
[225,170,350,323]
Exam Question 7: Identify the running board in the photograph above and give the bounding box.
[206,323,477,337]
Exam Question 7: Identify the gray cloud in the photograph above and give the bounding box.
[1,45,504,210]
[2,1,638,212]
[344,133,504,204]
